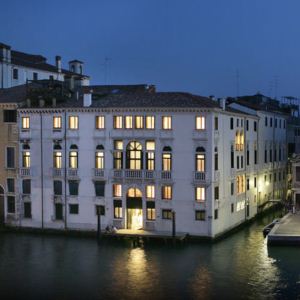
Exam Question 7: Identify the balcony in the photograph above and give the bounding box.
[94,169,105,178]
[53,195,63,203]
[67,168,78,177]
[194,171,206,181]
[22,194,31,202]
[111,169,156,180]
[19,168,31,176]
[125,169,143,179]
[161,171,172,180]
[53,168,64,177]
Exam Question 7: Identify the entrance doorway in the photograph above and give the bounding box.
[0,185,4,225]
[126,188,143,230]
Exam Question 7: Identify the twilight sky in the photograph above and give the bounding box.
[1,0,300,98]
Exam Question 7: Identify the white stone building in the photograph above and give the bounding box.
[0,42,89,88]
[4,89,285,238]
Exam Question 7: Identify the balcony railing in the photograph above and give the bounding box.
[19,168,30,176]
[194,171,206,181]
[111,169,156,180]
[67,168,78,177]
[161,171,172,180]
[125,170,143,179]
[94,169,105,178]
[53,168,64,177]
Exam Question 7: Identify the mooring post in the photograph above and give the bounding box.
[172,210,176,238]
[97,210,101,242]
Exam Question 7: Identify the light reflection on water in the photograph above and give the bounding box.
[0,211,298,299]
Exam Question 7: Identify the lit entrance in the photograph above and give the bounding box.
[126,188,143,230]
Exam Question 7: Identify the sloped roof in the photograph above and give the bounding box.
[0,84,28,103]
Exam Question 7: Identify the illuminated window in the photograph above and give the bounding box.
[196,147,205,172]
[95,116,105,129]
[162,209,172,219]
[113,141,123,169]
[125,116,133,129]
[135,116,144,129]
[113,116,123,129]
[68,116,78,129]
[53,116,62,130]
[236,175,245,194]
[95,145,104,169]
[146,185,155,199]
[22,117,30,130]
[146,202,155,220]
[162,146,172,171]
[195,210,205,221]
[54,151,62,168]
[162,185,172,200]
[162,116,172,130]
[126,141,143,170]
[196,116,205,130]
[146,141,155,170]
[114,200,122,218]
[113,184,122,198]
[127,188,142,198]
[146,116,155,129]
[69,145,78,168]
[195,187,205,202]
[22,151,30,168]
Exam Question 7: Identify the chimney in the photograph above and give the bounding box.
[219,98,226,110]
[55,55,62,73]
[83,89,93,107]
[52,97,56,107]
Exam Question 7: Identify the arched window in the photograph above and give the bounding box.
[22,144,30,168]
[126,141,143,170]
[69,145,78,168]
[162,146,172,171]
[127,188,142,198]
[53,144,62,168]
[196,147,205,172]
[95,145,104,169]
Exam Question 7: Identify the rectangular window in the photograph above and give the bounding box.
[33,72,38,80]
[241,156,244,169]
[114,200,122,218]
[254,177,257,188]
[195,210,205,221]
[265,117,268,126]
[264,149,267,163]
[135,116,144,129]
[231,203,234,213]
[54,151,62,168]
[237,119,239,127]
[146,201,155,220]
[162,185,172,200]
[246,120,249,131]
[3,110,17,122]
[113,116,123,129]
[254,150,257,164]
[196,116,205,130]
[113,184,122,198]
[125,116,133,129]
[162,209,172,220]
[146,185,155,199]
[13,68,18,80]
[214,186,219,200]
[254,121,257,131]
[24,202,32,218]
[22,151,30,168]
[68,116,78,129]
[231,182,234,195]
[196,154,205,172]
[214,117,218,130]
[7,178,14,193]
[54,180,62,195]
[55,203,63,220]
[22,179,31,194]
[214,209,218,220]
[94,181,105,197]
[69,204,79,214]
[269,150,273,163]
[146,116,155,129]
[214,153,218,171]
[95,151,104,169]
[7,196,15,213]
[230,117,234,130]
[195,187,205,202]
[237,156,240,169]
[22,117,30,130]
[247,178,250,190]
[6,147,15,168]
[95,205,105,216]
[270,118,273,127]
[279,119,282,128]
[53,116,62,130]
[69,180,79,196]
[95,116,105,129]
[231,150,234,168]
[162,153,172,171]
[162,116,172,130]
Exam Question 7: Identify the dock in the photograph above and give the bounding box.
[268,213,300,245]
[101,229,188,246]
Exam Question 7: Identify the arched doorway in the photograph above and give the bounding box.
[126,188,143,230]
[0,185,4,225]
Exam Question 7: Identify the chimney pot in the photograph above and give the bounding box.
[55,55,62,73]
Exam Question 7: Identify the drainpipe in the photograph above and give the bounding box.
[64,110,67,229]
[40,112,44,229]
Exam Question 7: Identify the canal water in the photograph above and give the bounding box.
[0,212,299,300]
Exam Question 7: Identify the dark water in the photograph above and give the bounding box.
[0,213,299,300]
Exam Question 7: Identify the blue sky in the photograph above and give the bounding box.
[1,0,300,98]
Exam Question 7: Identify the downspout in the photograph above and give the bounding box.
[64,110,67,229]
[40,112,44,229]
